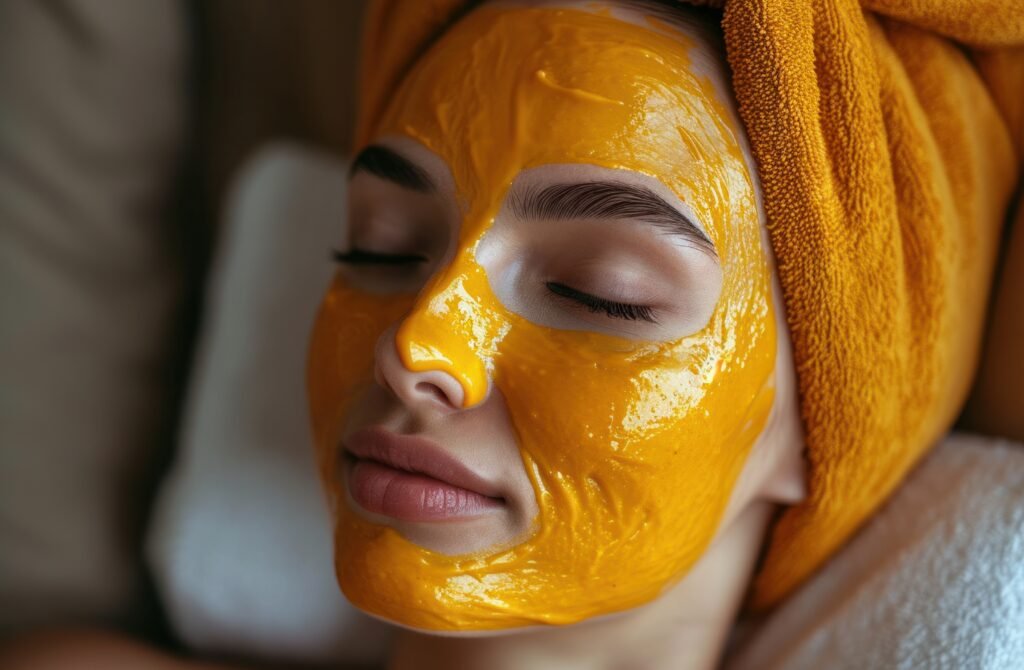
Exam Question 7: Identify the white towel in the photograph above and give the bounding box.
[725,433,1024,670]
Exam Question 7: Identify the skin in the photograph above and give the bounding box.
[308,0,807,642]
[0,2,806,668]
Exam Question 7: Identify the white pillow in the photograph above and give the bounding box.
[146,144,391,665]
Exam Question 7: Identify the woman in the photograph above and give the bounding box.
[307,0,1020,666]
[307,1,806,666]
[4,0,1019,667]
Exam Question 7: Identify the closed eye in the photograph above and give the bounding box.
[332,248,428,265]
[546,281,658,324]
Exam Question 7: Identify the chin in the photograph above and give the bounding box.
[350,601,626,638]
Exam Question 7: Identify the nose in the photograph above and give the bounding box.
[374,248,500,412]
[374,325,469,412]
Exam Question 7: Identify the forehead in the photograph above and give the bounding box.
[375,3,754,251]
[378,4,730,153]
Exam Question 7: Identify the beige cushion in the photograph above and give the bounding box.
[0,0,186,631]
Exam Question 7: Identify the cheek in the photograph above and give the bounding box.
[307,277,412,496]
[495,295,776,566]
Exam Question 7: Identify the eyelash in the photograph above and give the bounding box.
[546,281,657,324]
[332,248,427,265]
[332,251,656,325]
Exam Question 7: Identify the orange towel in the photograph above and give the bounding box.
[354,0,1024,610]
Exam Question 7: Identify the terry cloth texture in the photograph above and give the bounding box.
[723,433,1024,670]
[353,0,1024,610]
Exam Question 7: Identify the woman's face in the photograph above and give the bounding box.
[308,2,783,632]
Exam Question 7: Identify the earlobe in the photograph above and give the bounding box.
[761,432,809,505]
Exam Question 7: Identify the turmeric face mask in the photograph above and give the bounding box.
[308,5,775,631]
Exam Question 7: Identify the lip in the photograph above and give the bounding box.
[343,426,505,522]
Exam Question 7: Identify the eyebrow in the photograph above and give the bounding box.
[509,181,716,256]
[349,145,435,193]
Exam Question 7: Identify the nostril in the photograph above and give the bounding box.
[415,381,452,406]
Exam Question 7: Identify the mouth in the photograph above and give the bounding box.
[342,426,506,522]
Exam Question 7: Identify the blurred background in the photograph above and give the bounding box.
[1,0,1021,666]
[0,0,371,655]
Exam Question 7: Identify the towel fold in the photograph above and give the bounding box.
[725,433,1024,669]
[354,0,1024,610]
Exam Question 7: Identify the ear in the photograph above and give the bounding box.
[759,425,808,505]
[758,269,808,506]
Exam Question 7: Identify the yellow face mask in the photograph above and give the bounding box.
[308,5,775,631]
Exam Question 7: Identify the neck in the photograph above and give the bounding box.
[387,500,774,670]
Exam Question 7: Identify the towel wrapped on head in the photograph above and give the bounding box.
[354,0,1024,610]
